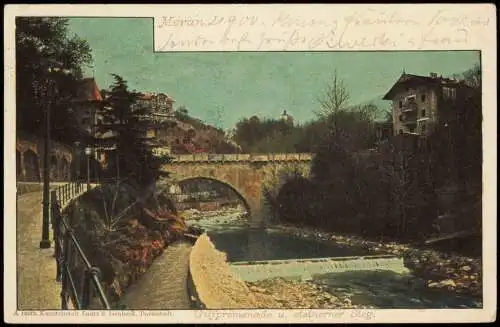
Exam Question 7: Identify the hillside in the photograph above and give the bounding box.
[163,112,240,154]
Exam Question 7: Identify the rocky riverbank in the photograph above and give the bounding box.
[247,278,375,309]
[267,223,482,301]
[180,205,247,222]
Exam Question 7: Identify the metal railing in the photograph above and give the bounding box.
[54,180,86,209]
[51,182,112,309]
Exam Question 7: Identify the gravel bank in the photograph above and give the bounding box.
[247,278,374,309]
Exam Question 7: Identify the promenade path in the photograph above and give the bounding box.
[121,241,193,309]
[16,191,60,310]
[16,183,96,310]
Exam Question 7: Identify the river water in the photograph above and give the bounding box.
[186,211,482,309]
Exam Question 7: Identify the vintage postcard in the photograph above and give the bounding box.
[4,3,497,324]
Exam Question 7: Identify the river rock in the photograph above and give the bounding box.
[438,279,456,289]
[249,286,267,293]
[427,281,440,288]
[461,266,472,272]
[445,268,455,274]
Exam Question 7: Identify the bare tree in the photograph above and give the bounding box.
[316,70,351,140]
[462,64,481,89]
[452,63,481,89]
[357,102,379,122]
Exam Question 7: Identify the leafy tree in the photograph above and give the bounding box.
[232,116,304,153]
[15,17,93,142]
[174,106,189,120]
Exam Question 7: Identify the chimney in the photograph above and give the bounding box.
[429,72,438,78]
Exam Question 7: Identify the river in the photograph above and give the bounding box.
[185,211,483,309]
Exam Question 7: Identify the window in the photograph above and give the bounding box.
[421,94,426,102]
[398,101,402,109]
[421,109,426,117]
[399,114,404,122]
[420,123,427,134]
[443,87,457,100]
[398,129,404,135]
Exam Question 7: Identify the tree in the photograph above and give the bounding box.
[16,17,93,142]
[448,64,482,229]
[452,63,481,89]
[99,74,170,187]
[384,108,393,123]
[316,70,351,139]
[175,106,189,120]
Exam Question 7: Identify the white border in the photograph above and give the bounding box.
[4,4,497,324]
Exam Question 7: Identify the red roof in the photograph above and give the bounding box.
[76,78,103,101]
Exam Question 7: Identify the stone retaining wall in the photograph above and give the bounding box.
[188,234,260,309]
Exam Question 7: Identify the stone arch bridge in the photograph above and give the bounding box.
[161,153,314,221]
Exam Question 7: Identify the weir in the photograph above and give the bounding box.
[230,255,409,282]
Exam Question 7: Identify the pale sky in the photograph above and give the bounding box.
[67,18,480,129]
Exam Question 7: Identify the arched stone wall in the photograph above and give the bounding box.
[16,135,74,182]
[61,157,70,181]
[16,150,21,178]
[23,149,40,182]
[50,155,58,180]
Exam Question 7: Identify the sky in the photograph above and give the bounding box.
[67,18,480,130]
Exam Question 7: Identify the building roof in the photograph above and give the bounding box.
[137,92,175,102]
[138,92,154,100]
[75,78,103,102]
[382,72,466,100]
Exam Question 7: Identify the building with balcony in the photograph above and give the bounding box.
[383,72,473,136]
[133,92,175,124]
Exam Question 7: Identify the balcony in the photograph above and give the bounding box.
[402,96,418,113]
[398,110,418,125]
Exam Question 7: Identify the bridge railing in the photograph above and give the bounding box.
[51,182,112,310]
[169,153,313,163]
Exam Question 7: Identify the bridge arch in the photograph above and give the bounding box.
[174,176,251,215]
[162,153,314,222]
